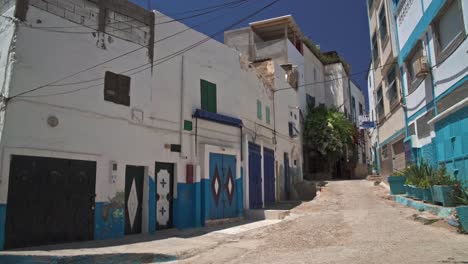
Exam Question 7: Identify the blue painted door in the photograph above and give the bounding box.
[249,143,262,209]
[208,153,238,219]
[284,153,290,200]
[263,147,275,206]
[435,106,468,187]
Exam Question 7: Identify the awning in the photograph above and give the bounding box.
[193,109,243,128]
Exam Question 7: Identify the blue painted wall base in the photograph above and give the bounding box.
[94,202,125,240]
[149,176,156,234]
[0,204,5,250]
[392,195,454,218]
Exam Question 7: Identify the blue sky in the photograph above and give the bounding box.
[132,0,371,108]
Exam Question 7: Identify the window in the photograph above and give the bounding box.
[376,86,385,120]
[201,79,217,113]
[386,67,398,106]
[265,106,271,124]
[306,94,316,109]
[257,100,262,120]
[408,123,416,136]
[433,0,465,63]
[379,5,388,44]
[372,33,379,65]
[104,71,130,106]
[359,103,364,116]
[405,42,424,94]
[381,144,388,159]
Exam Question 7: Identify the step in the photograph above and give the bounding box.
[244,209,290,220]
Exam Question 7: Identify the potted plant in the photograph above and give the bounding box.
[419,178,433,203]
[430,165,457,207]
[388,171,407,195]
[454,188,468,233]
[404,162,426,199]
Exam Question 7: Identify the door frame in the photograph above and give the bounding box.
[124,165,145,235]
[154,162,175,230]
[4,154,97,249]
[201,144,241,221]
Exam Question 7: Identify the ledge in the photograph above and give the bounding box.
[427,97,468,125]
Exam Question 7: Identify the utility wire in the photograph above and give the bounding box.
[7,1,255,99]
[19,55,397,99]
[21,0,248,30]
[9,0,280,99]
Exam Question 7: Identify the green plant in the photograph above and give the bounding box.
[429,165,457,186]
[418,177,431,189]
[454,188,468,206]
[303,106,355,166]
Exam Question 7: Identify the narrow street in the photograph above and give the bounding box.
[181,180,468,264]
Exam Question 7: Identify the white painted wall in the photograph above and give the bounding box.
[397,0,424,49]
[302,45,326,109]
[0,6,302,218]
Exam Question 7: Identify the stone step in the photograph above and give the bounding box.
[244,209,290,220]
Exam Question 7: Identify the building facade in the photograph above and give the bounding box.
[394,0,468,184]
[0,0,301,249]
[225,16,367,180]
[366,0,407,179]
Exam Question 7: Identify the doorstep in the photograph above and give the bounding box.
[389,195,455,218]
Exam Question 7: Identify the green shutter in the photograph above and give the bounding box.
[201,79,217,113]
[266,106,270,124]
[257,100,262,120]
[184,120,193,131]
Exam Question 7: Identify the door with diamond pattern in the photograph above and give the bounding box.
[155,162,174,229]
[124,165,144,235]
[208,153,237,219]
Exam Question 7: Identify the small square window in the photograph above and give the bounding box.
[104,71,130,106]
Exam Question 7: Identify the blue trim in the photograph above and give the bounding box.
[435,74,468,103]
[406,74,468,122]
[94,202,125,240]
[193,109,242,128]
[0,204,5,250]
[174,182,199,229]
[380,128,405,146]
[407,102,434,122]
[148,176,156,234]
[398,0,445,65]
[425,32,437,116]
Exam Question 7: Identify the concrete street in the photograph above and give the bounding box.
[2,180,468,264]
[181,180,468,264]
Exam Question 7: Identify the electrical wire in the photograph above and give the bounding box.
[9,0,280,99]
[18,54,397,99]
[7,0,253,97]
[22,0,248,30]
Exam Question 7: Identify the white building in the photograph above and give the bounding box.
[0,0,301,249]
[225,16,367,180]
[395,0,468,183]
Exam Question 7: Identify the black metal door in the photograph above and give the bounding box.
[155,162,174,230]
[5,155,96,249]
[124,165,144,235]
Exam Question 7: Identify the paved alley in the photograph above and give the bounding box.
[181,180,468,264]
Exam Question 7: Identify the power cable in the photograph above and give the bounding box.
[7,0,255,98]
[9,0,280,99]
[19,55,397,99]
[22,0,248,30]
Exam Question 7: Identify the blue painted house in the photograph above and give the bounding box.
[394,0,468,184]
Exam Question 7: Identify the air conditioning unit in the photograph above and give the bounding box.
[413,56,430,78]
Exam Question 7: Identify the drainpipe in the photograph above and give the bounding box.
[179,55,185,158]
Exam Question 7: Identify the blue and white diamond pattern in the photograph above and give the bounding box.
[127,178,138,229]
